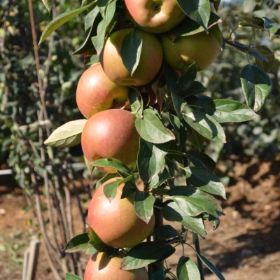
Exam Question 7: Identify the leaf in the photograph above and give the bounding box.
[134,191,155,223]
[135,109,175,144]
[44,119,86,148]
[177,0,211,29]
[170,187,221,218]
[41,0,51,12]
[177,257,201,280]
[88,229,111,252]
[196,253,225,280]
[103,178,124,200]
[39,2,95,44]
[121,29,143,75]
[181,104,226,143]
[164,65,182,116]
[65,273,81,280]
[128,88,143,117]
[154,225,178,239]
[164,203,206,237]
[261,17,280,35]
[65,233,96,255]
[92,158,130,175]
[84,7,100,31]
[122,242,175,270]
[137,140,167,186]
[176,63,197,93]
[189,167,226,199]
[214,99,257,123]
[91,0,116,54]
[240,64,272,112]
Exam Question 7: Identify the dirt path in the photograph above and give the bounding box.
[0,158,280,280]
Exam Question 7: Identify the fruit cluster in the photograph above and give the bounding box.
[74,1,222,279]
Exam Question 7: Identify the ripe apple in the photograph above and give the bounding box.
[87,178,155,248]
[76,63,128,118]
[81,109,139,167]
[124,0,185,33]
[161,26,223,71]
[101,28,163,86]
[84,252,149,280]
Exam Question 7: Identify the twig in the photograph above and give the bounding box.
[193,234,205,280]
[34,194,62,280]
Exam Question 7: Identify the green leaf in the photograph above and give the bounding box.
[122,242,175,270]
[189,167,226,199]
[84,7,100,31]
[65,233,96,255]
[88,229,111,252]
[92,158,131,175]
[176,63,197,93]
[181,104,226,143]
[154,225,178,239]
[41,0,51,12]
[261,17,280,35]
[44,119,86,148]
[214,99,258,123]
[135,109,175,144]
[196,253,225,280]
[164,65,182,116]
[170,187,221,218]
[177,257,201,280]
[164,203,206,237]
[128,88,143,117]
[134,191,155,223]
[91,0,116,54]
[240,64,272,112]
[39,2,95,44]
[177,0,211,28]
[137,140,167,186]
[103,178,124,200]
[121,29,143,75]
[65,273,81,280]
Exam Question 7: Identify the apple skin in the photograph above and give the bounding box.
[101,28,163,86]
[76,63,128,118]
[84,252,149,280]
[161,26,223,71]
[124,0,185,33]
[87,178,155,248]
[81,109,139,167]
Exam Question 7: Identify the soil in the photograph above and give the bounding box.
[0,157,280,280]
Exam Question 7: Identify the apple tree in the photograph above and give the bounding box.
[39,0,276,279]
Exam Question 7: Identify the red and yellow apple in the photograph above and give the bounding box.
[76,63,128,118]
[87,178,155,248]
[124,0,185,33]
[84,252,149,280]
[101,28,163,86]
[81,109,139,167]
[161,26,223,71]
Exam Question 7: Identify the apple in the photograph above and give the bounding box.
[161,26,223,71]
[87,178,155,248]
[84,252,149,280]
[124,0,185,33]
[81,109,139,167]
[76,63,128,118]
[101,28,163,86]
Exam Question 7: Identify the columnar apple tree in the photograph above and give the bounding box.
[41,0,273,279]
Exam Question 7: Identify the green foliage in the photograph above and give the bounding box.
[0,0,84,190]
